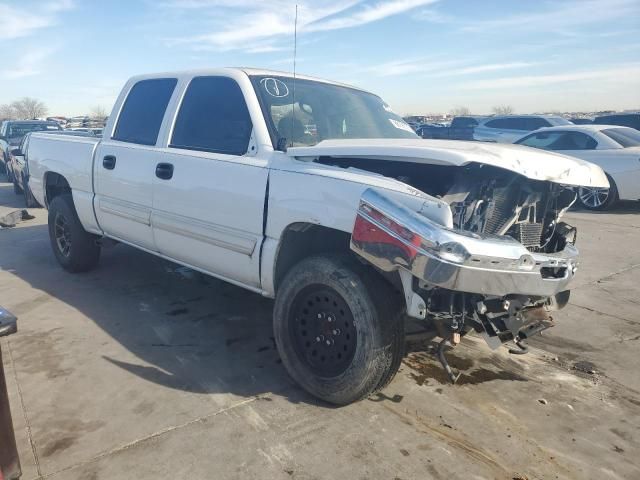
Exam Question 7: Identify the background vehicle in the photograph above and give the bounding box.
[593,113,640,131]
[418,116,485,140]
[473,115,571,143]
[569,117,593,125]
[26,68,606,405]
[0,120,62,173]
[8,130,96,208]
[515,125,640,210]
[0,307,20,480]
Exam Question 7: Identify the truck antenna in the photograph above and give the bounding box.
[289,4,298,148]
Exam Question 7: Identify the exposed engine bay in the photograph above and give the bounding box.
[319,157,577,254]
[323,156,580,381]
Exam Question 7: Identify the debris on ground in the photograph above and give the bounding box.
[0,209,34,228]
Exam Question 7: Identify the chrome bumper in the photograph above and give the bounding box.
[350,189,578,298]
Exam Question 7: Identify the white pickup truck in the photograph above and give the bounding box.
[27,68,608,405]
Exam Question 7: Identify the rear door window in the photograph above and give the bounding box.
[113,78,177,146]
[517,131,597,150]
[522,118,550,131]
[170,76,253,156]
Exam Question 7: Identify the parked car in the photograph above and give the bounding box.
[0,307,20,480]
[514,125,640,210]
[473,115,571,143]
[27,68,606,405]
[569,118,593,125]
[0,120,62,173]
[418,116,486,140]
[593,113,640,131]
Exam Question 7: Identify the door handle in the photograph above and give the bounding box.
[103,155,116,170]
[155,163,174,180]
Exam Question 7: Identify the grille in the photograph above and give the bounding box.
[514,223,544,248]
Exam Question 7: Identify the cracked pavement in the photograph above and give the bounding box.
[1,180,639,480]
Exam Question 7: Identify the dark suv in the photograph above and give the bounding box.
[0,120,62,172]
[593,113,640,131]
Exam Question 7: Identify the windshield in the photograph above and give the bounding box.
[601,127,640,147]
[547,117,572,126]
[250,75,418,148]
[7,122,61,139]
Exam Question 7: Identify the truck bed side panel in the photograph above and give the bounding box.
[27,134,102,234]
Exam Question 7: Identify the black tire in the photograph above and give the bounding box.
[13,174,22,194]
[274,254,404,405]
[48,194,100,272]
[23,176,40,208]
[578,174,618,211]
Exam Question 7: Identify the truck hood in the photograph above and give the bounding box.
[287,138,609,188]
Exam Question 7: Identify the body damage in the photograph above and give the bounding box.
[285,139,597,356]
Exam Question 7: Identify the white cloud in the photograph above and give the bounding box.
[2,47,58,79]
[369,58,534,77]
[459,64,640,90]
[0,0,74,40]
[457,0,639,34]
[167,0,439,52]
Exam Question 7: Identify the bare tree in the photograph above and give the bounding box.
[0,104,16,120]
[450,106,470,116]
[11,97,48,119]
[492,105,514,115]
[89,105,107,119]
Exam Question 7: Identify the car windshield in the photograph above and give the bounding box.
[601,127,640,147]
[7,123,61,138]
[250,75,418,148]
[547,117,572,126]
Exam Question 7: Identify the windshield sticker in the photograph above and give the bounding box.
[261,78,290,98]
[389,118,414,133]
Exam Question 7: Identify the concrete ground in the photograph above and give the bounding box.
[1,177,638,480]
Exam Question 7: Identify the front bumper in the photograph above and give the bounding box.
[351,189,578,298]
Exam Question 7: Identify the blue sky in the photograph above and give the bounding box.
[1,0,639,116]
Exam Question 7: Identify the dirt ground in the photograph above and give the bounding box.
[1,178,638,480]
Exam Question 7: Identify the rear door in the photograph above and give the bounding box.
[151,75,268,288]
[94,78,178,251]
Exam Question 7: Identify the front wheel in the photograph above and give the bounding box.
[48,194,100,272]
[274,254,404,405]
[578,174,618,211]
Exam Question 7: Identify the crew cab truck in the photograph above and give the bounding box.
[27,68,608,405]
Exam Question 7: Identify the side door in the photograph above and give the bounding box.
[94,78,178,251]
[151,75,268,288]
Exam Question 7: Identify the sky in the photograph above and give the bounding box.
[0,0,639,116]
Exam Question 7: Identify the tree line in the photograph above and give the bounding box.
[0,97,48,120]
[0,97,108,121]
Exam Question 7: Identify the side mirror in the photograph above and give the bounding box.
[10,148,22,157]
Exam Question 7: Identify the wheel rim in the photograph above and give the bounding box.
[579,186,609,208]
[289,285,357,378]
[54,212,72,257]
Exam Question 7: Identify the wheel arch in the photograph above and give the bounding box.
[44,171,72,208]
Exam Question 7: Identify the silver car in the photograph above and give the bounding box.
[474,115,571,143]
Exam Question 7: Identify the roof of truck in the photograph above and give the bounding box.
[125,67,367,93]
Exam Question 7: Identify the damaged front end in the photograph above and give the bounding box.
[350,181,579,373]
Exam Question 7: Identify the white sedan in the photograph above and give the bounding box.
[514,125,640,210]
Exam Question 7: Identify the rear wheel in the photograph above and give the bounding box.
[274,254,404,405]
[578,174,618,211]
[48,194,100,272]
[13,174,22,194]
[23,176,40,208]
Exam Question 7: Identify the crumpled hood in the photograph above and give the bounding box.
[287,138,609,188]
